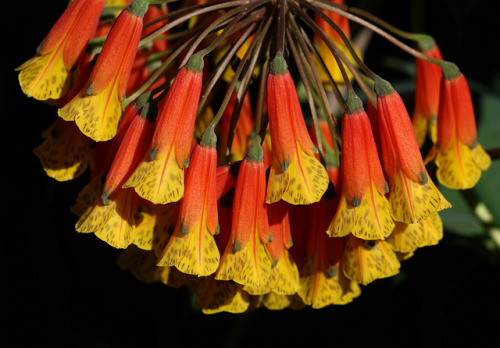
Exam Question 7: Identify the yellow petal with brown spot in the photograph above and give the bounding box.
[94,190,136,249]
[411,111,428,148]
[420,212,443,247]
[281,147,329,205]
[123,146,184,205]
[342,237,400,286]
[75,200,116,233]
[156,221,220,277]
[328,182,394,240]
[70,176,104,217]
[471,144,491,171]
[17,50,70,101]
[435,140,489,190]
[133,203,178,252]
[58,82,123,142]
[196,276,250,314]
[216,227,272,295]
[389,169,443,223]
[298,256,349,308]
[267,249,300,295]
[117,247,165,284]
[33,124,90,182]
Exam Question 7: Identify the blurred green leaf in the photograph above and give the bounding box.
[439,209,485,237]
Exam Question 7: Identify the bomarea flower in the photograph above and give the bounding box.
[411,36,443,147]
[328,92,394,240]
[374,77,450,224]
[426,64,491,189]
[20,0,492,314]
[58,0,149,141]
[266,53,329,205]
[17,0,106,101]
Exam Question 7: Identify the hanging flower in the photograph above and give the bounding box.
[17,0,106,101]
[157,127,220,276]
[426,64,491,189]
[216,137,273,295]
[58,0,149,141]
[328,91,394,240]
[124,54,204,204]
[266,53,329,205]
[374,77,450,224]
[411,36,443,147]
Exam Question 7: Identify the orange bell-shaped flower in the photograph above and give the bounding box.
[216,137,273,295]
[58,0,150,141]
[17,0,106,101]
[266,53,329,205]
[157,128,220,276]
[411,36,443,147]
[427,64,491,189]
[124,54,204,204]
[327,91,394,240]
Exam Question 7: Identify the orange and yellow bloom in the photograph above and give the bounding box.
[427,65,491,189]
[266,53,329,205]
[328,91,394,240]
[58,0,149,141]
[17,0,106,101]
[374,77,450,224]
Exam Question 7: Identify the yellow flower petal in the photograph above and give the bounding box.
[195,276,250,314]
[124,145,184,204]
[328,182,394,240]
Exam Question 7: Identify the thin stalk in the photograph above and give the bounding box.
[197,22,259,113]
[255,42,270,137]
[123,36,195,107]
[308,0,450,67]
[286,29,324,157]
[287,12,341,152]
[276,0,286,55]
[225,14,273,160]
[139,1,251,48]
[291,1,355,90]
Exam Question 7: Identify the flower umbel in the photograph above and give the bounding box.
[19,0,492,314]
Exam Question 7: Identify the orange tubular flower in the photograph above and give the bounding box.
[328,92,394,240]
[299,192,360,308]
[17,0,105,101]
[76,102,155,249]
[58,0,149,141]
[124,54,204,204]
[157,128,220,277]
[216,138,273,295]
[266,54,329,205]
[427,65,491,189]
[411,36,443,147]
[374,77,450,224]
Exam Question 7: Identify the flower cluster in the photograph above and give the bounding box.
[18,0,491,313]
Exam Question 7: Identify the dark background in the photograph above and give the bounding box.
[3,0,500,347]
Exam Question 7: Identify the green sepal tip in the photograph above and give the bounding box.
[373,76,395,97]
[345,90,363,114]
[128,0,149,17]
[246,135,264,162]
[270,52,288,75]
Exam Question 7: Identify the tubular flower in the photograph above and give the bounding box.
[328,92,394,240]
[374,77,450,224]
[124,54,204,204]
[426,65,491,189]
[58,0,149,141]
[266,54,329,205]
[216,138,273,295]
[76,103,155,249]
[17,0,105,101]
[157,128,220,277]
[299,192,361,308]
[411,36,443,147]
